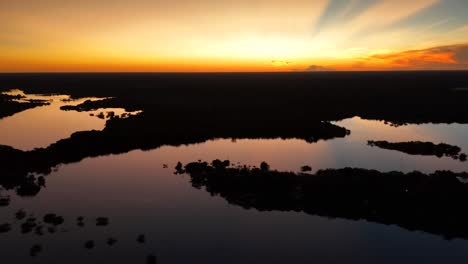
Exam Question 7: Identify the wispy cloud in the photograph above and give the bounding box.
[310,0,442,55]
[313,0,379,35]
[350,0,439,31]
[343,44,468,70]
[2,0,468,72]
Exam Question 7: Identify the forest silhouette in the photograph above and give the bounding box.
[2,72,468,241]
[179,160,468,240]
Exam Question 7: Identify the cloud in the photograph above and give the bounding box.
[306,65,335,71]
[351,0,439,29]
[367,44,468,69]
[313,0,379,35]
[301,43,468,71]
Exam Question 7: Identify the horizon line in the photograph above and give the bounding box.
[1,70,468,75]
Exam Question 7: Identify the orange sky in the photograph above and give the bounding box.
[1,0,468,72]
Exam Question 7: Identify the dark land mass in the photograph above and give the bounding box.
[368,141,467,161]
[1,71,468,196]
[1,72,468,124]
[0,93,49,119]
[0,118,349,196]
[1,72,468,248]
[179,160,468,240]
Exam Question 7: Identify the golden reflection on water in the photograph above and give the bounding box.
[0,90,134,150]
[2,104,468,263]
[337,117,435,143]
[1,90,468,173]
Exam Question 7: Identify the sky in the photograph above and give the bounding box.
[1,0,468,72]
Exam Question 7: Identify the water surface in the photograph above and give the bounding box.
[1,91,468,263]
[0,90,140,150]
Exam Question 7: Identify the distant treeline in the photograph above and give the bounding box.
[1,72,468,124]
[368,140,467,161]
[179,160,468,240]
[0,93,48,119]
[0,115,349,197]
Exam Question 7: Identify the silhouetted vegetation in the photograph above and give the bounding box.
[0,210,153,260]
[107,237,118,246]
[260,161,270,171]
[0,195,10,206]
[1,72,468,262]
[21,218,38,234]
[2,72,468,125]
[2,72,468,197]
[43,214,65,226]
[0,92,49,119]
[368,140,467,161]
[60,99,111,111]
[461,153,467,162]
[146,254,157,264]
[0,113,349,197]
[179,160,468,240]
[15,210,26,220]
[137,234,146,244]
[29,244,42,257]
[96,217,109,226]
[0,223,11,233]
[77,216,85,227]
[84,240,95,249]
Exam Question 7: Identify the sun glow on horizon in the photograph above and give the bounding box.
[1,0,468,72]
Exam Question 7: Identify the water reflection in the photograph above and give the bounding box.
[2,116,468,199]
[0,89,49,119]
[178,160,468,239]
[0,207,157,261]
[0,90,140,150]
[2,144,468,263]
[2,87,468,262]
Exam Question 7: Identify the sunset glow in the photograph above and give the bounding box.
[1,0,468,72]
